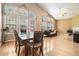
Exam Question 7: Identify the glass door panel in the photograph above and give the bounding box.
[18,7,28,38]
[28,11,36,38]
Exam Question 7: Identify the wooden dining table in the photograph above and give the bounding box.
[19,33,33,56]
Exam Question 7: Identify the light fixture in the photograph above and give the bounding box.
[58,7,67,16]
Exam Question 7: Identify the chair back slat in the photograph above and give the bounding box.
[31,31,43,55]
[34,31,43,43]
[14,30,21,43]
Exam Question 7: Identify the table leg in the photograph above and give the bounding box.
[25,42,28,56]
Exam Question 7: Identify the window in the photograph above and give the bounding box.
[3,5,17,33]
[28,11,36,38]
[3,4,36,38]
[42,15,54,31]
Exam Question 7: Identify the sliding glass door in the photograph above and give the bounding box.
[18,7,28,38]
[28,11,36,38]
[2,4,36,41]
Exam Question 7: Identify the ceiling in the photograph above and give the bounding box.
[38,3,79,20]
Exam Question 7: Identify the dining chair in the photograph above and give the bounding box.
[27,31,43,56]
[14,30,25,56]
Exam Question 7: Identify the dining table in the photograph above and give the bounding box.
[19,32,33,56]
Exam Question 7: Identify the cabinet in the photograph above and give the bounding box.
[73,32,79,43]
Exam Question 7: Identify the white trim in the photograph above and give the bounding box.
[0,3,2,46]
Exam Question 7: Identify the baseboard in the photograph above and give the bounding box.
[4,40,15,43]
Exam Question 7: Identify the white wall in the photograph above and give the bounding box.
[0,3,2,44]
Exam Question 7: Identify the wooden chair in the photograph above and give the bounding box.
[27,31,43,56]
[14,30,25,56]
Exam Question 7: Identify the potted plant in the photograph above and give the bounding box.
[3,27,9,32]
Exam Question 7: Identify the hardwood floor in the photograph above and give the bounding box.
[0,34,79,56]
